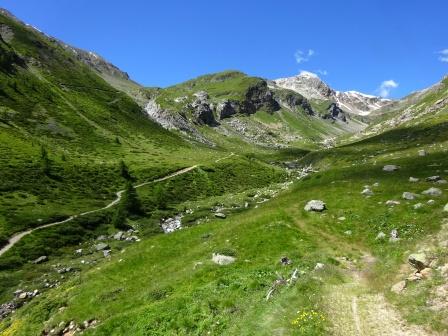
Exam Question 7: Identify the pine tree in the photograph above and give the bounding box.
[40,145,51,175]
[153,183,167,209]
[120,160,132,180]
[112,202,128,230]
[122,181,142,215]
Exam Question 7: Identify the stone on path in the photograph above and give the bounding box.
[391,280,407,294]
[408,253,429,271]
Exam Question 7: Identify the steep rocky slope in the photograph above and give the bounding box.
[349,75,448,142]
[145,71,367,148]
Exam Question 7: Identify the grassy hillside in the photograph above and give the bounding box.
[2,119,447,334]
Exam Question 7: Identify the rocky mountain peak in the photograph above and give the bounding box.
[273,71,392,115]
[274,71,334,101]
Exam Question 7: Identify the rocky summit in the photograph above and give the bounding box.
[0,5,448,336]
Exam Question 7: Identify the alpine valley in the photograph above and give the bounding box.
[0,7,448,336]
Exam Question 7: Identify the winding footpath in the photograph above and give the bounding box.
[325,254,439,336]
[0,165,198,257]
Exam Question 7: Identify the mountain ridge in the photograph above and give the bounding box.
[272,71,392,116]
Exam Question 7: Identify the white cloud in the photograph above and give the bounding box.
[438,49,448,63]
[294,49,315,64]
[377,79,399,98]
[316,69,328,76]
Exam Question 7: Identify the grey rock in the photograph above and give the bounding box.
[376,232,386,240]
[408,253,429,271]
[217,100,239,119]
[95,243,110,251]
[191,97,217,126]
[314,263,325,271]
[427,199,436,205]
[383,165,399,172]
[386,200,400,206]
[426,176,441,182]
[32,256,48,264]
[96,235,107,241]
[418,150,427,156]
[402,192,417,200]
[214,213,227,219]
[212,253,235,265]
[161,215,182,233]
[113,231,124,240]
[389,229,400,242]
[413,203,423,210]
[103,250,111,257]
[409,177,419,182]
[422,187,442,196]
[361,188,374,196]
[280,256,292,265]
[304,200,326,212]
[436,179,447,184]
[444,203,448,212]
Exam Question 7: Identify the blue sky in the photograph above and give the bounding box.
[2,0,448,98]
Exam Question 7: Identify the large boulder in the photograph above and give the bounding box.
[402,192,417,200]
[408,253,429,271]
[304,200,326,212]
[212,253,235,265]
[422,187,442,197]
